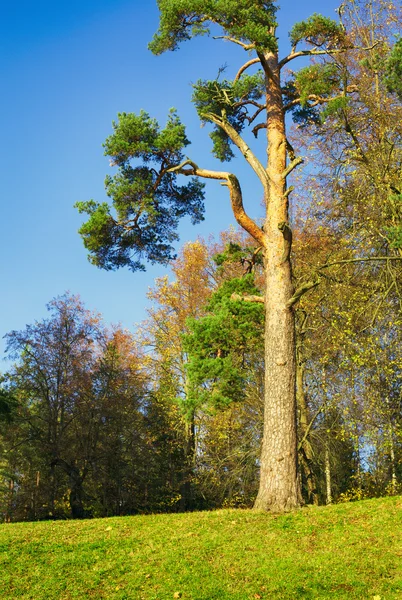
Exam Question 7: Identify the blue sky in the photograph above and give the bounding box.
[1,0,341,368]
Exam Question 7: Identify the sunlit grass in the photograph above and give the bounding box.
[0,496,401,599]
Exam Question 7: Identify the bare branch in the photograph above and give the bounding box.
[286,280,321,309]
[281,157,304,179]
[252,122,266,138]
[231,293,265,303]
[212,35,255,51]
[168,161,267,247]
[318,256,402,270]
[242,105,265,128]
[279,41,380,69]
[358,282,396,333]
[284,94,341,112]
[204,113,269,192]
[288,256,402,310]
[343,111,370,166]
[236,100,265,111]
[283,186,294,199]
[234,58,261,81]
[298,399,329,451]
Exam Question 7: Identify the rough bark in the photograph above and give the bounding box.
[253,52,300,512]
[171,49,301,513]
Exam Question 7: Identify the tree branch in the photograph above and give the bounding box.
[244,105,265,127]
[317,256,402,270]
[231,293,265,303]
[167,161,267,247]
[234,58,261,81]
[204,113,269,192]
[286,256,402,309]
[212,36,255,51]
[252,122,266,138]
[298,400,328,451]
[286,280,321,309]
[279,41,380,69]
[281,157,304,179]
[343,111,370,166]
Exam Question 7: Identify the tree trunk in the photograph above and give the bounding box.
[297,359,318,505]
[254,52,299,511]
[385,396,398,494]
[388,418,397,494]
[179,415,195,511]
[325,444,332,505]
[5,478,14,523]
[51,458,86,519]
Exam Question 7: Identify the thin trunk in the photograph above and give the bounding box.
[389,429,397,494]
[51,458,86,519]
[254,52,299,511]
[325,444,332,505]
[297,360,318,505]
[31,470,40,520]
[387,413,397,494]
[5,478,14,523]
[179,414,195,511]
[50,462,56,517]
[324,446,332,505]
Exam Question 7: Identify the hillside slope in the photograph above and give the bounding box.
[0,496,401,599]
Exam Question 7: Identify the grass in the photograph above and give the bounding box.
[0,496,401,599]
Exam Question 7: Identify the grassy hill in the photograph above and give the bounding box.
[0,496,401,599]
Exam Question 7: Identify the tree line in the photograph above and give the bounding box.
[1,0,402,519]
[1,222,401,520]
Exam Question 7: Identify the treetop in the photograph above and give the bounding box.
[289,13,346,48]
[148,0,278,55]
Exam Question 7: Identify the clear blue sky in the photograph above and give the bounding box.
[0,0,341,369]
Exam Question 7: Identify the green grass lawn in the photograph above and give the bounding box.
[0,496,401,599]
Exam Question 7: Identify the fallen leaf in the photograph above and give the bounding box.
[173,593,182,599]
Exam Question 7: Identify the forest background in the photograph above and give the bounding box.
[1,0,402,520]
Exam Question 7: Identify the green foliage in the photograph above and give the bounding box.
[294,63,340,107]
[149,0,278,55]
[320,96,350,121]
[183,274,264,410]
[214,242,250,266]
[192,72,265,161]
[281,82,321,126]
[384,38,402,99]
[384,192,402,248]
[213,242,263,273]
[75,110,205,271]
[289,14,346,47]
[0,379,16,423]
[386,226,402,249]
